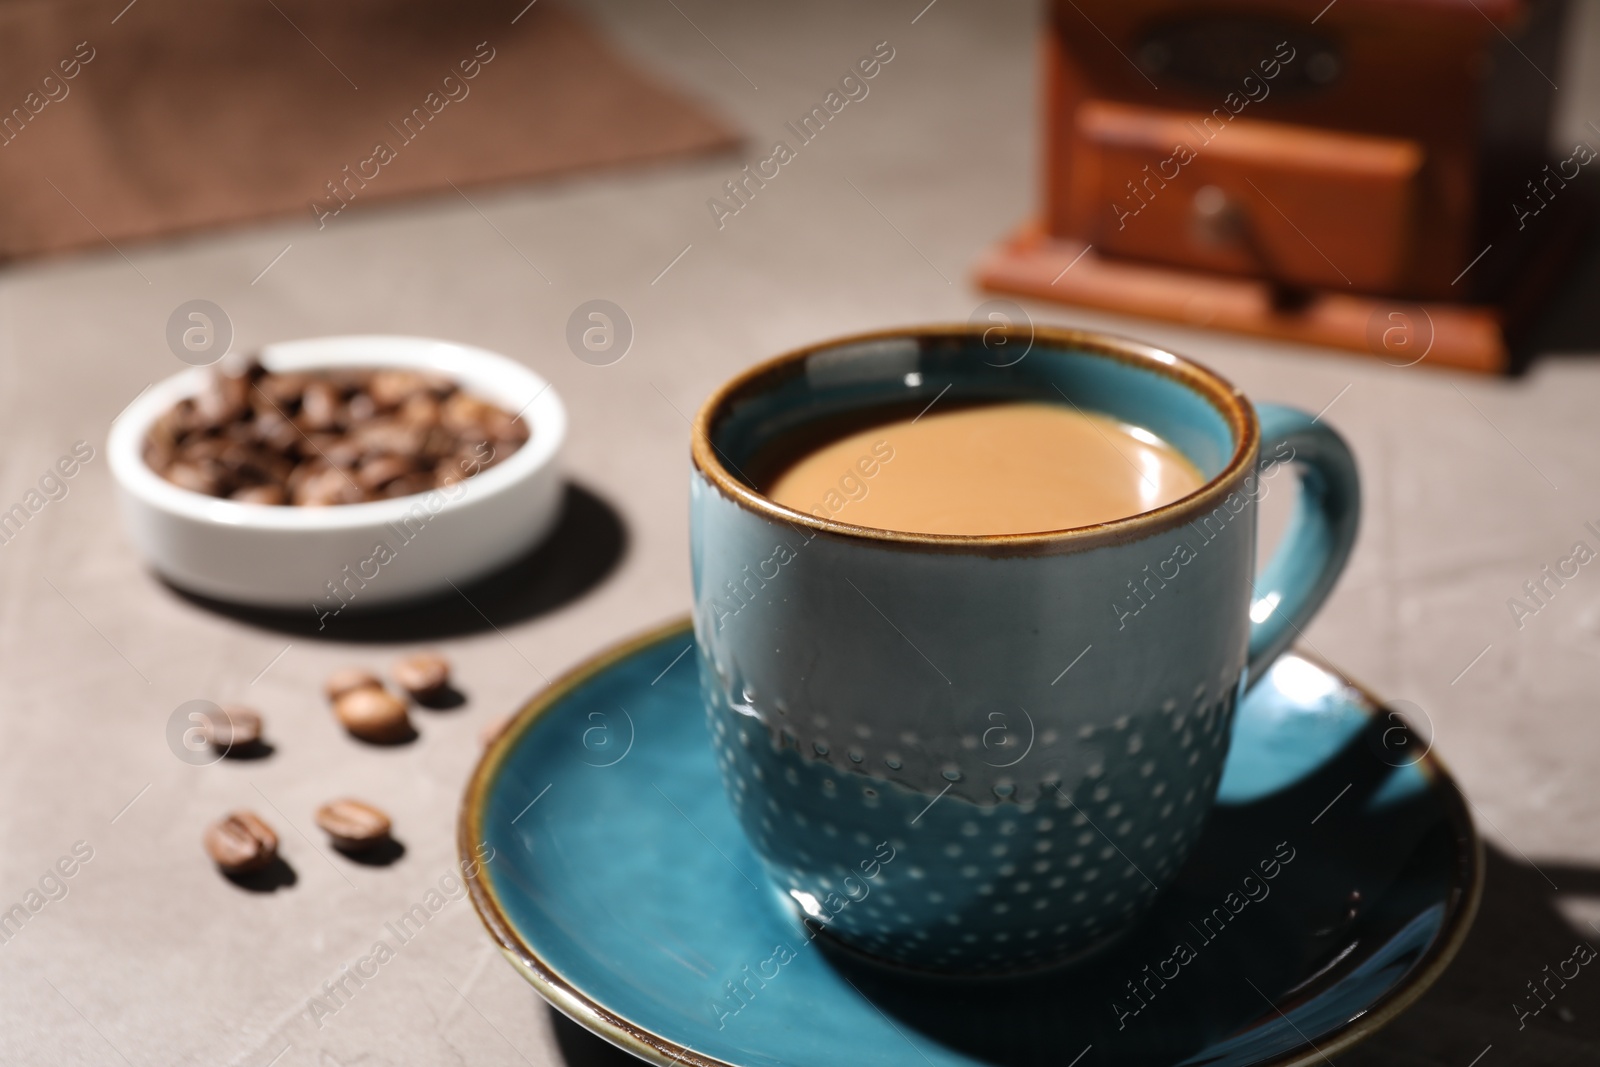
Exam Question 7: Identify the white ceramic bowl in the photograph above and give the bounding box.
[109,335,566,610]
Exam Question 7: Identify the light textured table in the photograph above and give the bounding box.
[2,1,1598,1064]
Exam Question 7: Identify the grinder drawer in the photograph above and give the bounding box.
[1064,100,1424,293]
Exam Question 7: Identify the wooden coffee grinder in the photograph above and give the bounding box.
[977,0,1575,372]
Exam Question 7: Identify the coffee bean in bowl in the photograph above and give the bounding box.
[204,811,278,874]
[143,360,528,506]
[315,799,392,852]
[107,336,567,609]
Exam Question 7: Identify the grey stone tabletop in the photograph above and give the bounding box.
[1,1,1597,1064]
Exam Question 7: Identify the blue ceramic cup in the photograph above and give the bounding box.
[689,326,1358,973]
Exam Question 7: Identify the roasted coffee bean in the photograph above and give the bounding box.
[204,811,278,873]
[398,393,441,429]
[299,380,343,432]
[252,372,306,410]
[369,370,429,409]
[498,418,530,447]
[480,714,512,747]
[230,485,286,505]
[200,705,262,750]
[284,460,321,500]
[219,441,289,484]
[351,418,424,458]
[420,425,458,463]
[393,652,450,699]
[333,686,412,743]
[380,472,435,499]
[253,411,302,452]
[168,398,202,434]
[143,441,175,472]
[144,413,179,460]
[146,364,526,505]
[440,393,498,434]
[194,376,249,428]
[315,799,392,851]
[177,436,228,463]
[294,430,335,455]
[356,455,415,492]
[164,461,219,495]
[221,419,258,446]
[322,439,364,470]
[292,465,362,507]
[324,667,383,701]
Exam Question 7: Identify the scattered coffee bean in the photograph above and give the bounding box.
[204,811,278,874]
[393,652,450,700]
[315,799,393,851]
[144,360,528,505]
[333,686,412,743]
[324,667,383,702]
[480,714,512,747]
[200,705,262,751]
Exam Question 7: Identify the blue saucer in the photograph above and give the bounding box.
[461,619,1480,1067]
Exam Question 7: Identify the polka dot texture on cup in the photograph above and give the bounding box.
[705,674,1237,971]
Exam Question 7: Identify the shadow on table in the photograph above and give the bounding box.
[165,481,627,642]
[225,857,297,893]
[1342,845,1600,1067]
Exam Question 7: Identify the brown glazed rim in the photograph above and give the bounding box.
[458,616,1484,1067]
[689,324,1262,555]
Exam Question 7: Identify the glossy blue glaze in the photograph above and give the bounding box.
[689,331,1359,969]
[471,623,1478,1067]
[1244,404,1361,686]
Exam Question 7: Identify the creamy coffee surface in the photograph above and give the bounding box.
[763,401,1206,535]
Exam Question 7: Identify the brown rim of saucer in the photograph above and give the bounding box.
[688,325,1261,556]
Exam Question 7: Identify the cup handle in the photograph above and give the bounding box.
[1243,403,1361,691]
